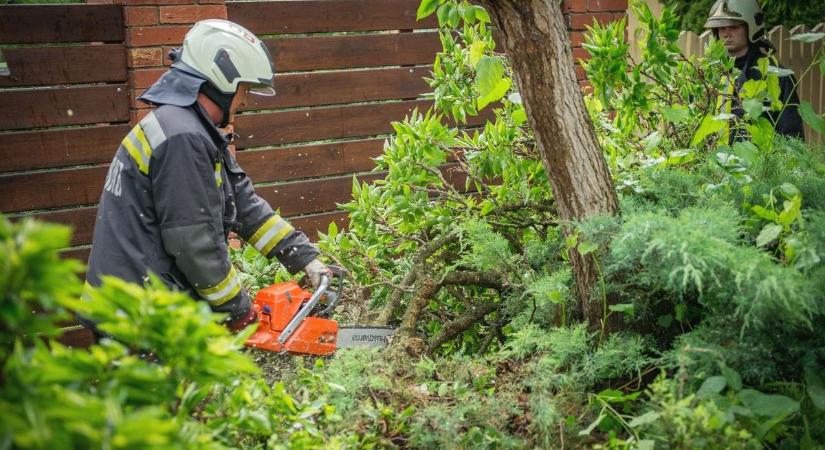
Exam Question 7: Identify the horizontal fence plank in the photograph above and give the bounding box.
[0,84,129,131]
[0,125,127,173]
[27,205,350,249]
[228,0,436,34]
[235,99,430,149]
[0,45,127,87]
[23,206,98,247]
[59,246,89,263]
[0,166,106,213]
[0,5,124,44]
[235,99,492,149]
[266,31,440,72]
[242,66,431,111]
[236,138,385,182]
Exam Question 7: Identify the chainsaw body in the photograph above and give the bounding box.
[244,280,339,356]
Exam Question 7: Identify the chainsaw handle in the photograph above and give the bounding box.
[318,265,346,317]
[277,273,331,345]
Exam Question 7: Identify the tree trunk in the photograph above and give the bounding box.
[476,0,620,330]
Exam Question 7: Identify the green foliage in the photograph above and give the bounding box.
[0,217,82,358]
[0,213,344,449]
[660,0,825,34]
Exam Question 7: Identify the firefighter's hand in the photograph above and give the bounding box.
[303,258,331,291]
[227,305,258,332]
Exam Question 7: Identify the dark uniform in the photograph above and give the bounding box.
[84,67,318,327]
[724,44,805,143]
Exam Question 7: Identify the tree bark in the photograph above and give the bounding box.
[476,0,620,330]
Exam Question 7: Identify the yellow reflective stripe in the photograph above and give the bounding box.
[196,266,242,306]
[248,215,294,255]
[82,281,94,301]
[215,162,223,187]
[121,123,152,175]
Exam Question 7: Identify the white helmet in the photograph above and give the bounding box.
[179,19,275,96]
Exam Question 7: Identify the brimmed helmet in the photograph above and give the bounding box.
[178,19,275,97]
[704,0,766,43]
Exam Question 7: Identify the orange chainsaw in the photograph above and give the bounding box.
[244,266,394,356]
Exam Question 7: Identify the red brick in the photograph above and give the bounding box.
[587,0,628,12]
[572,46,590,61]
[125,6,157,26]
[127,0,193,5]
[569,31,585,46]
[130,67,167,89]
[562,0,586,13]
[570,12,625,30]
[130,89,152,109]
[579,80,593,94]
[131,108,152,125]
[575,64,587,80]
[128,26,189,46]
[160,5,226,24]
[128,47,163,67]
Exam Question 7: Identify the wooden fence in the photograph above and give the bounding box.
[0,5,130,263]
[678,24,825,143]
[0,1,494,267]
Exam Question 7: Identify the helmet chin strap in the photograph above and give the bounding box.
[200,81,235,127]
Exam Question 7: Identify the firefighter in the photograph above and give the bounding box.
[704,0,805,143]
[83,19,330,333]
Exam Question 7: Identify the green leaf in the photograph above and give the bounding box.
[697,376,727,397]
[674,303,687,322]
[720,364,743,392]
[756,224,782,248]
[691,114,726,146]
[636,440,656,450]
[743,98,764,119]
[779,183,800,199]
[662,105,690,124]
[608,303,635,315]
[767,66,794,77]
[738,389,799,418]
[512,107,527,126]
[327,220,338,239]
[475,55,511,109]
[473,5,490,23]
[416,0,440,20]
[805,368,825,411]
[790,32,825,43]
[436,3,451,27]
[799,101,825,136]
[469,41,486,67]
[628,411,660,428]
[732,141,759,166]
[577,241,599,255]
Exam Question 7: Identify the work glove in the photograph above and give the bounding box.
[303,258,331,291]
[226,303,258,332]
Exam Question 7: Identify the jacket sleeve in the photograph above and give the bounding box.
[151,133,251,321]
[772,73,805,140]
[222,148,320,274]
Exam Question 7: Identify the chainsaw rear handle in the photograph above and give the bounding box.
[318,265,346,317]
[277,273,332,345]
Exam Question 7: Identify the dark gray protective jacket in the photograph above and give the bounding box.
[84,69,318,323]
[728,44,805,143]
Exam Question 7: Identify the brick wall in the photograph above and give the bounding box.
[563,0,629,91]
[122,0,228,123]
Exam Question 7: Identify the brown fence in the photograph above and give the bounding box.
[0,5,130,263]
[0,0,627,263]
[677,24,825,144]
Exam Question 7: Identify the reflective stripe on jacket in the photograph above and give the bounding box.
[85,103,319,323]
